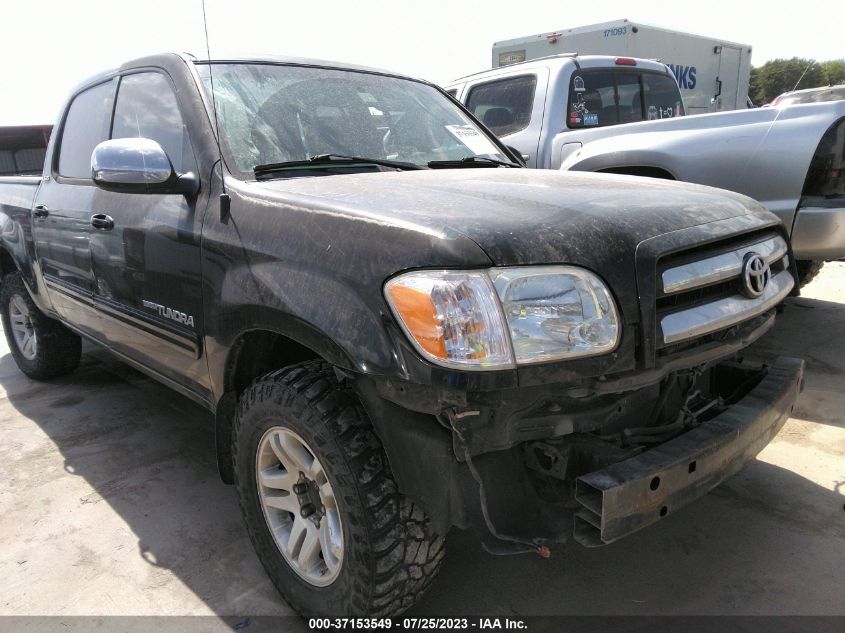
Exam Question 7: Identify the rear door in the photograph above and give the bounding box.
[87,70,210,399]
[716,46,742,111]
[32,79,115,335]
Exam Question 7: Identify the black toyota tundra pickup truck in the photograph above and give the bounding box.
[0,53,804,616]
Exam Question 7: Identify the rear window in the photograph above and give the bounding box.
[465,75,537,137]
[58,81,112,179]
[567,70,684,129]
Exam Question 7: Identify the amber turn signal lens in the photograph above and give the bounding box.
[386,284,447,358]
[384,270,514,370]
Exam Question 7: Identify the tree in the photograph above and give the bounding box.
[750,58,845,105]
[819,60,845,86]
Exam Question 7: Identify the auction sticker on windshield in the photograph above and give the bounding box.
[445,124,499,155]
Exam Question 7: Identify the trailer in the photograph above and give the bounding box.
[493,19,752,113]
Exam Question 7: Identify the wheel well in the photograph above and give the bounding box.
[0,248,17,279]
[225,330,321,395]
[598,166,675,180]
[216,330,322,485]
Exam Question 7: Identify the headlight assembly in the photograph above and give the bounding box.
[489,266,620,364]
[384,266,620,370]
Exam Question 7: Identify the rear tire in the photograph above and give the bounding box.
[795,260,824,288]
[232,360,445,617]
[0,272,81,380]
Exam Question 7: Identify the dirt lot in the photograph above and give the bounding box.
[0,264,843,617]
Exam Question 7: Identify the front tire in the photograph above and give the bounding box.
[796,259,824,288]
[232,360,445,617]
[0,272,81,380]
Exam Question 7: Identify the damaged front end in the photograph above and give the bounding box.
[357,222,804,555]
[436,355,803,554]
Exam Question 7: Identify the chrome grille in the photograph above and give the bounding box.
[657,235,793,346]
[662,237,788,295]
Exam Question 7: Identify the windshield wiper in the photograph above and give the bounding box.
[254,154,425,177]
[427,155,520,169]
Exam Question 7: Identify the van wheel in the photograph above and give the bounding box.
[0,272,81,380]
[795,260,824,288]
[232,360,445,617]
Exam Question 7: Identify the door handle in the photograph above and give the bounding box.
[91,214,114,230]
[33,205,49,219]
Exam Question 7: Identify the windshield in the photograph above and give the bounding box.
[567,69,684,128]
[195,63,508,176]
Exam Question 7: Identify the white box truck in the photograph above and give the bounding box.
[493,19,752,113]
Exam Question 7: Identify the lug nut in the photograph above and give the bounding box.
[293,483,308,495]
[300,503,316,518]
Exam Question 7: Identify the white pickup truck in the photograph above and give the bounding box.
[448,56,845,286]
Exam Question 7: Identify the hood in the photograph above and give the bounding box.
[250,169,764,268]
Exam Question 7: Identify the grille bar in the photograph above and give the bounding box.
[662,236,788,295]
[661,270,794,345]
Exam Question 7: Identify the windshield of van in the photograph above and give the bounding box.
[567,69,684,128]
[195,63,508,177]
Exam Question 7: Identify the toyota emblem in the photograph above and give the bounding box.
[741,252,771,298]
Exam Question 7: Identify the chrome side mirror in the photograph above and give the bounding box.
[91,138,198,196]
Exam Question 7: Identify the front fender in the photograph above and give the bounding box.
[203,259,402,400]
[246,259,393,370]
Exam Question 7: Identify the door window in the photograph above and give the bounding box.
[111,72,195,173]
[465,75,537,136]
[57,81,113,179]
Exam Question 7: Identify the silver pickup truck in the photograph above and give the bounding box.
[449,57,845,286]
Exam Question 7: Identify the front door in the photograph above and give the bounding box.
[88,70,210,400]
[463,70,548,168]
[716,46,742,111]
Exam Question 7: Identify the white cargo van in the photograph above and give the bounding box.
[492,19,752,113]
[446,55,684,168]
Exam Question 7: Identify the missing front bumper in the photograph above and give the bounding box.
[573,356,804,547]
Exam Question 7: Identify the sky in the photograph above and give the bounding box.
[0,0,839,125]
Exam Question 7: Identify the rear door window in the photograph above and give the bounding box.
[466,75,537,136]
[57,81,113,179]
[567,70,684,129]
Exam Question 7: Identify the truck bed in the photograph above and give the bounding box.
[0,176,40,216]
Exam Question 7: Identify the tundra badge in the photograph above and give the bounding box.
[142,300,195,327]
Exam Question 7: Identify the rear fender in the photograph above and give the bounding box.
[0,190,55,314]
